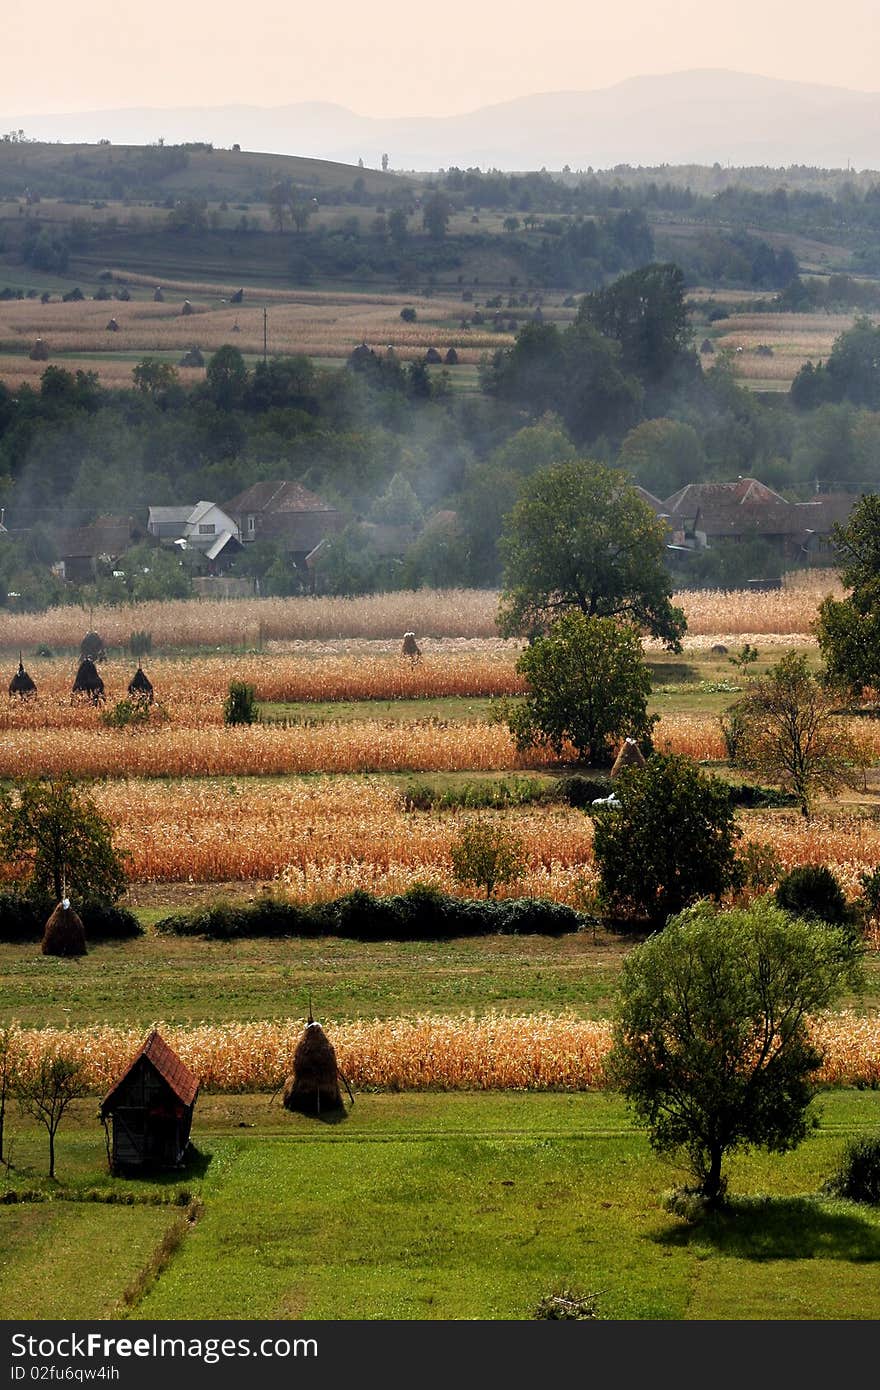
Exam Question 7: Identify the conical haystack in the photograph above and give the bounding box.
[128,665,154,702]
[282,1021,344,1116]
[9,655,37,699]
[610,737,646,779]
[72,657,105,703]
[42,899,86,957]
[80,631,106,661]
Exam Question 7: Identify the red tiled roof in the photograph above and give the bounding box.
[225,481,336,515]
[664,478,787,513]
[101,1029,199,1113]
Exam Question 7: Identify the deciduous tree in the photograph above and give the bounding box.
[0,776,127,903]
[507,612,657,765]
[724,651,863,817]
[498,460,686,648]
[608,898,863,1206]
[592,753,739,924]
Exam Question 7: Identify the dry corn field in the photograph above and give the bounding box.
[0,652,527,725]
[6,1011,880,1092]
[0,288,508,382]
[1,776,879,896]
[0,575,843,653]
[3,710,878,782]
[713,312,857,386]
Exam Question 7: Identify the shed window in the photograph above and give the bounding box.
[198,523,215,535]
[247,515,256,534]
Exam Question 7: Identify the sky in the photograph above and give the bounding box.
[4,0,880,118]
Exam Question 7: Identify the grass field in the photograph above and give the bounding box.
[3,1093,880,1321]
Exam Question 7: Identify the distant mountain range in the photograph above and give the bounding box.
[6,70,880,172]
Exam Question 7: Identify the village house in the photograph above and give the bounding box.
[147,501,242,568]
[223,481,343,565]
[654,477,857,564]
[52,515,138,583]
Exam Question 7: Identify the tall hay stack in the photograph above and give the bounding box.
[72,657,105,703]
[9,656,37,699]
[128,665,154,702]
[282,1021,344,1116]
[401,632,421,665]
[610,737,647,779]
[42,899,86,957]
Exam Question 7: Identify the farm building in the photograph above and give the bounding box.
[100,1030,199,1172]
[224,480,343,561]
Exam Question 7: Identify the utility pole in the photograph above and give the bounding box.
[263,307,268,364]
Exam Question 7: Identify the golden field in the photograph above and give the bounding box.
[0,651,527,723]
[2,776,879,897]
[0,286,508,381]
[6,1011,879,1092]
[2,709,877,782]
[0,574,844,653]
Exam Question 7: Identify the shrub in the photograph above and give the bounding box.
[556,774,611,808]
[725,782,797,809]
[449,819,526,899]
[400,777,550,811]
[775,865,851,926]
[101,699,152,730]
[823,1136,880,1204]
[128,630,153,659]
[154,888,585,941]
[223,680,258,726]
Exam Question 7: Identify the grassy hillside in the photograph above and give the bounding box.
[0,141,407,202]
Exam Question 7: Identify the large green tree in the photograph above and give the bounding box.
[592,753,739,924]
[608,898,863,1206]
[576,262,693,382]
[816,492,880,693]
[507,612,657,765]
[497,460,686,648]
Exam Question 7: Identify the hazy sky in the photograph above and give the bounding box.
[5,0,879,117]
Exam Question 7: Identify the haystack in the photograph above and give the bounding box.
[42,898,86,957]
[180,300,194,316]
[72,657,105,703]
[230,287,244,304]
[401,631,421,664]
[610,737,646,779]
[80,631,106,661]
[128,665,154,702]
[444,347,458,365]
[424,346,442,364]
[282,1021,345,1116]
[153,286,164,302]
[9,655,37,699]
[179,346,204,367]
[106,317,119,332]
[29,338,49,361]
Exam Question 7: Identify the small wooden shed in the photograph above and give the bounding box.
[100,1030,199,1172]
